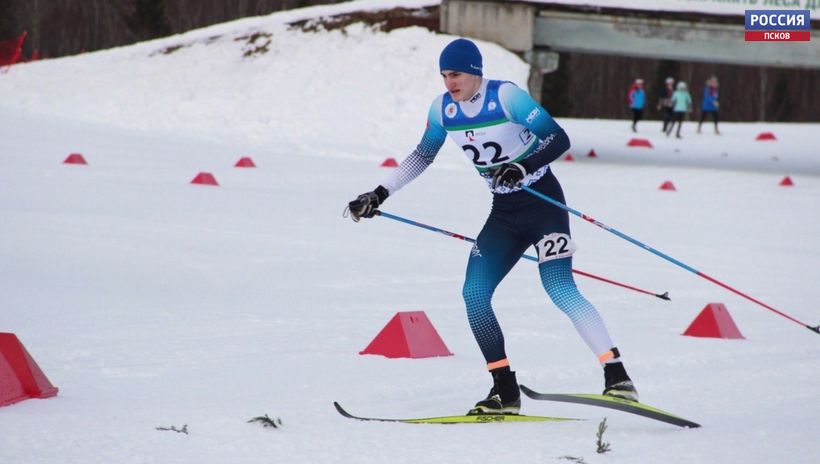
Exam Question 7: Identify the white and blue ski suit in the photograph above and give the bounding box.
[381,79,619,370]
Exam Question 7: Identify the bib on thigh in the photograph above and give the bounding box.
[535,232,577,263]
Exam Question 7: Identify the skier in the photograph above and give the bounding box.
[345,38,639,415]
[667,81,693,139]
[697,76,720,135]
[657,77,675,133]
[627,78,645,132]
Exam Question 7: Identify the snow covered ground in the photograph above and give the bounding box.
[1,1,819,463]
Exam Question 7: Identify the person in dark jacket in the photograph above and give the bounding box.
[657,77,675,133]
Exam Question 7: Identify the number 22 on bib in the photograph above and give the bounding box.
[535,233,577,263]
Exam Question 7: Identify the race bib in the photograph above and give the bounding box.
[535,233,577,263]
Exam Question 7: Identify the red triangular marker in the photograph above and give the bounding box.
[63,153,87,165]
[191,172,219,186]
[381,158,399,167]
[235,157,256,168]
[756,132,777,141]
[627,138,653,148]
[359,311,453,359]
[564,153,575,162]
[779,176,794,187]
[682,303,744,339]
[587,149,597,158]
[659,181,676,191]
[0,333,59,407]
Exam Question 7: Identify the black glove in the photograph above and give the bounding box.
[491,163,527,190]
[345,185,389,222]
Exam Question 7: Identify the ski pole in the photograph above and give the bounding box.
[520,185,820,335]
[375,210,670,300]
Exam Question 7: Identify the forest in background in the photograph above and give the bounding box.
[2,0,817,121]
[0,0,343,57]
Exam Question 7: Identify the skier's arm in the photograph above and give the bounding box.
[499,83,570,172]
[380,97,447,194]
[346,98,446,222]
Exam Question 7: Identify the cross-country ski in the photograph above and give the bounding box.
[520,385,700,428]
[333,402,579,424]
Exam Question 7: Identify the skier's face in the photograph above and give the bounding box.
[441,71,481,102]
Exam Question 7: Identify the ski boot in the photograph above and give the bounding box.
[468,367,521,415]
[603,361,639,402]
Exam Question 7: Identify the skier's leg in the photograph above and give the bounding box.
[539,257,639,401]
[525,171,638,401]
[462,218,529,369]
[675,114,683,138]
[539,256,614,358]
[463,215,530,414]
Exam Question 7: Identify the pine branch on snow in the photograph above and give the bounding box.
[596,418,612,454]
[156,424,189,434]
[248,414,283,429]
[558,456,587,463]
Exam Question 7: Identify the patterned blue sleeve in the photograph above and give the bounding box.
[381,96,447,194]
[498,83,569,171]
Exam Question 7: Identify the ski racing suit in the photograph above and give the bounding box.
[381,79,619,370]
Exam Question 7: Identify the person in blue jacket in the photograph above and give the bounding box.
[627,78,645,132]
[345,38,639,415]
[698,76,720,135]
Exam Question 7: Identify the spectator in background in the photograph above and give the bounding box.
[698,76,720,135]
[657,77,675,133]
[627,78,645,132]
[666,81,692,139]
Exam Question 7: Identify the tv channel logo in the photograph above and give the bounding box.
[745,10,811,42]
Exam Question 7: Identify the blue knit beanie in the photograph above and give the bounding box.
[439,38,483,76]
